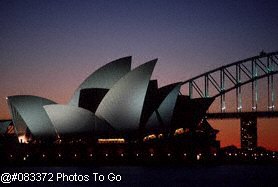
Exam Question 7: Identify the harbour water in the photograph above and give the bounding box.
[1,164,278,186]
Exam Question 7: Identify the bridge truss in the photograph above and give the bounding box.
[181,51,278,113]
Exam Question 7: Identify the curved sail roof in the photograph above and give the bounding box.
[7,95,57,138]
[69,56,132,106]
[44,104,95,136]
[43,104,113,137]
[146,83,181,130]
[96,59,157,132]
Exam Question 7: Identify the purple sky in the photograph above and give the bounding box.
[1,0,278,149]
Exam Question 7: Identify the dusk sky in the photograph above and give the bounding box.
[1,0,278,150]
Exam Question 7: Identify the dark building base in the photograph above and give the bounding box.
[0,138,220,166]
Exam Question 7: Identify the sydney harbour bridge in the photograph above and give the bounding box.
[181,51,278,150]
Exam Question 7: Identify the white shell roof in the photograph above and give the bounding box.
[44,104,96,136]
[146,83,181,130]
[96,59,157,132]
[7,95,57,138]
[69,56,131,106]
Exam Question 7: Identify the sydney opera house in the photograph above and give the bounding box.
[0,57,219,164]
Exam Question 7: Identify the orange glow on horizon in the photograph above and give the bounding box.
[210,119,278,151]
[210,119,241,148]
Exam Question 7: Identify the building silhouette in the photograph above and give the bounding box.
[241,116,257,151]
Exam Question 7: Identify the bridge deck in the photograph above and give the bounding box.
[206,111,278,119]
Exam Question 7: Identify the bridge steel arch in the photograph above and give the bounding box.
[181,51,278,112]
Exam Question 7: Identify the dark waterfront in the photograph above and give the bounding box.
[1,164,278,186]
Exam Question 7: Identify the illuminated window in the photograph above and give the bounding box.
[97,139,125,144]
[143,134,156,142]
